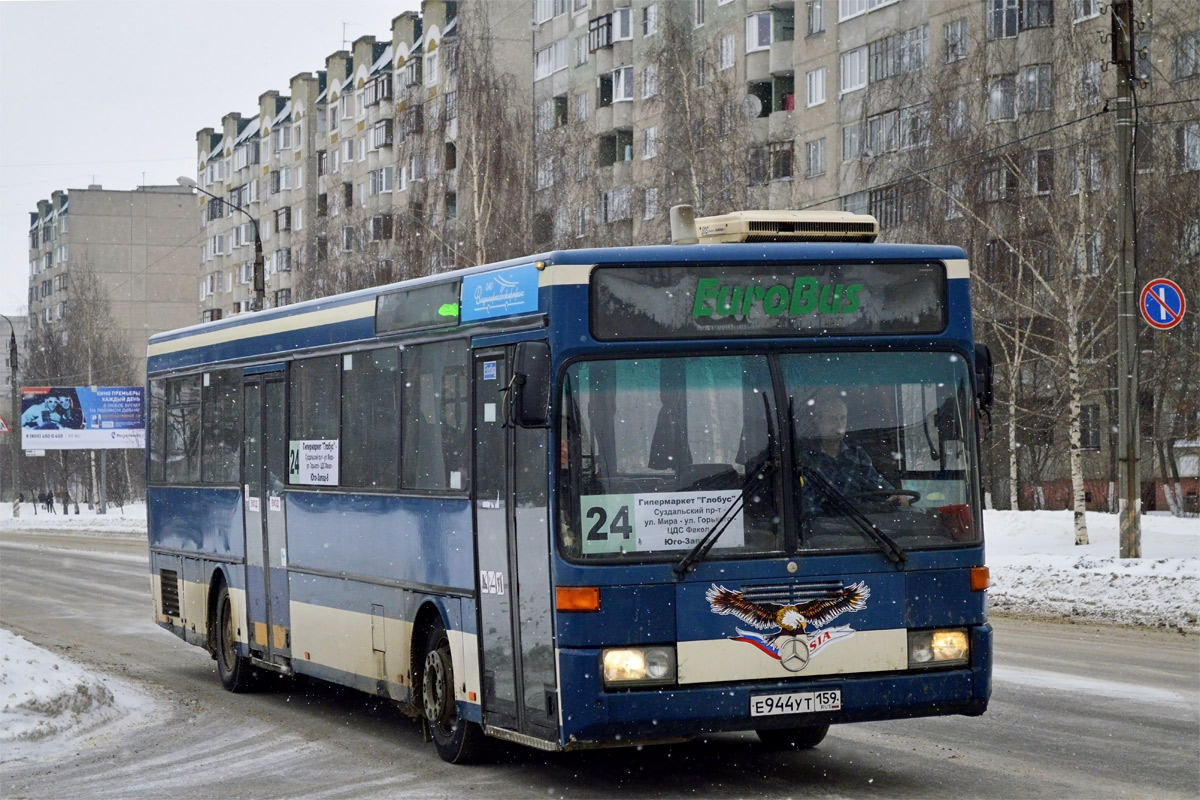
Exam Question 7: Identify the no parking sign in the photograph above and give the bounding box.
[1140,278,1186,330]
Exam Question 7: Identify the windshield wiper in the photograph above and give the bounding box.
[797,463,907,566]
[674,394,776,578]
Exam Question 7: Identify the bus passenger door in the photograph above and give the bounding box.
[474,349,558,742]
[243,373,291,667]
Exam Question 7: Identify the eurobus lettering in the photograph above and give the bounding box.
[147,208,992,763]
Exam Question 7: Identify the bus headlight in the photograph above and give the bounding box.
[602,646,677,687]
[908,629,969,668]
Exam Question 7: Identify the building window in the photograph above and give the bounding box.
[643,126,658,159]
[807,0,824,35]
[613,66,634,101]
[1078,60,1101,107]
[1073,0,1100,22]
[866,109,898,154]
[643,187,658,220]
[1176,30,1200,80]
[842,123,861,161]
[769,140,793,180]
[981,159,1018,201]
[945,18,968,62]
[869,26,928,84]
[342,226,357,251]
[870,184,900,229]
[719,34,736,70]
[899,102,929,150]
[1018,65,1053,112]
[840,47,867,93]
[806,67,826,106]
[805,138,826,177]
[946,178,965,219]
[602,186,633,222]
[589,14,612,51]
[274,289,292,307]
[1073,232,1102,276]
[274,207,291,232]
[987,0,1018,38]
[1035,149,1055,193]
[1069,146,1102,192]
[988,75,1017,120]
[1080,404,1101,449]
[747,12,772,52]
[695,0,705,26]
[642,4,658,36]
[613,8,632,40]
[1179,122,1200,172]
[1020,0,1054,29]
[642,64,659,99]
[370,119,394,149]
[839,0,866,22]
[574,91,589,122]
[537,157,554,190]
[371,214,394,241]
[535,39,568,80]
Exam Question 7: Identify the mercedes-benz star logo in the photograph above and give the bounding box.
[777,635,811,672]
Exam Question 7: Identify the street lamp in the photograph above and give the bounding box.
[1,313,19,518]
[177,175,265,312]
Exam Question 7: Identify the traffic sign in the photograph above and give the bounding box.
[0,416,9,433]
[1140,278,1186,330]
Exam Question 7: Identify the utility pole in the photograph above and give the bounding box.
[2,315,19,519]
[1112,0,1140,557]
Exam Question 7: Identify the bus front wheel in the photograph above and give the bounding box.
[755,724,830,750]
[214,582,256,693]
[421,621,485,764]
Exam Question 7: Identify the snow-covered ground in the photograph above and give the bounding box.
[1,503,1196,765]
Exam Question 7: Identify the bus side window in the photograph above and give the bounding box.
[341,347,399,489]
[401,340,469,491]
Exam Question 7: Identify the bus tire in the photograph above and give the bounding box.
[755,723,830,750]
[421,620,485,764]
[214,582,256,693]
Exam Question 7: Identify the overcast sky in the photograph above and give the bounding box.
[0,0,421,317]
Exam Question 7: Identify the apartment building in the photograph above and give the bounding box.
[181,0,1195,506]
[530,0,1198,509]
[25,185,196,382]
[190,0,533,320]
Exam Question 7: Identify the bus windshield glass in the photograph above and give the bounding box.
[557,351,980,562]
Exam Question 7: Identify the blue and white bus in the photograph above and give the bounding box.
[147,208,992,763]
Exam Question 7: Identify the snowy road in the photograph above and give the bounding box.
[2,528,1198,799]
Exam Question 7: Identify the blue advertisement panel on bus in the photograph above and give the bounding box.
[21,385,145,450]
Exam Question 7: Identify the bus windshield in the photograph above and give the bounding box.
[557,351,980,562]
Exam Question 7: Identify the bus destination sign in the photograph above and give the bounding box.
[592,263,947,340]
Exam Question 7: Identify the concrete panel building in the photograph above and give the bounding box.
[26,185,197,382]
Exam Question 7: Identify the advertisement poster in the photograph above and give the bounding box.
[20,386,145,450]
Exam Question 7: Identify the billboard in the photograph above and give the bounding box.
[21,386,145,450]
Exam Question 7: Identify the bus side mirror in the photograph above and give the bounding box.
[512,341,551,428]
[974,344,994,413]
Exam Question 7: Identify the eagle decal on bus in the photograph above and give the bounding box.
[706,582,870,672]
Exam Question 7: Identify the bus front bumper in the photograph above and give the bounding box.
[556,624,992,747]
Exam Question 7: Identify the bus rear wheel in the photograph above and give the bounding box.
[421,621,485,764]
[755,724,830,750]
[214,582,256,693]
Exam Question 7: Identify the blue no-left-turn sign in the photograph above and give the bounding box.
[1140,278,1186,330]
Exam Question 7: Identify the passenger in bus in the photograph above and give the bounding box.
[796,388,911,513]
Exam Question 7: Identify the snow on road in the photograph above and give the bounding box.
[1,503,1196,766]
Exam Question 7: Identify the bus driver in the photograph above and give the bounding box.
[796,388,912,513]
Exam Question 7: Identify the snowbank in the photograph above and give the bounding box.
[0,503,1196,763]
[0,629,156,764]
[985,510,1199,632]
